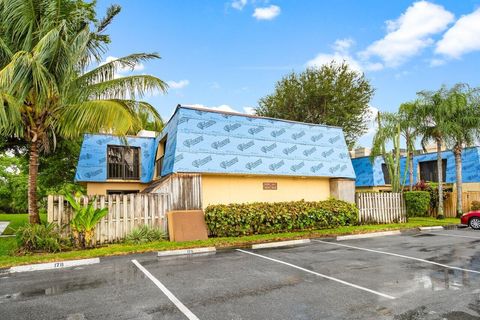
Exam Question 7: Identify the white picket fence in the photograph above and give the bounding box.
[47,193,170,244]
[356,192,407,224]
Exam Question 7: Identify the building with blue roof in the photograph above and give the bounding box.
[76,105,356,208]
[352,147,480,191]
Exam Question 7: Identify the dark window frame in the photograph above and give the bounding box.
[419,159,447,182]
[155,137,167,179]
[107,145,140,180]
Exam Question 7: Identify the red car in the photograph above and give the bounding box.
[461,211,480,230]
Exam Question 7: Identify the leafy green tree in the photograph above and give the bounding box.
[443,84,480,217]
[0,153,28,212]
[398,102,420,191]
[371,112,407,193]
[0,0,167,223]
[417,86,460,219]
[256,62,374,148]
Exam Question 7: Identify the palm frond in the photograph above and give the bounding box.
[85,75,167,100]
[0,92,22,136]
[57,99,143,138]
[77,53,161,84]
[96,4,121,33]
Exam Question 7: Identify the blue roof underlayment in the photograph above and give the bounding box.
[352,147,480,187]
[75,106,356,182]
[75,135,156,183]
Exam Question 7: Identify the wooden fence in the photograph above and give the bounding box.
[439,191,480,217]
[47,193,170,244]
[356,192,407,223]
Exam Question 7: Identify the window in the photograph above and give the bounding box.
[107,146,140,180]
[381,163,391,185]
[155,137,167,178]
[419,159,447,182]
[156,157,164,178]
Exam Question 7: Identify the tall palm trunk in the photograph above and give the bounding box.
[28,141,41,224]
[436,137,444,218]
[408,150,414,191]
[453,143,463,217]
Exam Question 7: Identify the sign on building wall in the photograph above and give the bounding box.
[263,182,278,190]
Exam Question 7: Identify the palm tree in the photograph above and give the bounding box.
[398,102,420,191]
[416,87,456,219]
[371,112,407,193]
[0,0,167,223]
[444,84,480,217]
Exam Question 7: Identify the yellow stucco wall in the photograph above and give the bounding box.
[86,182,148,196]
[201,174,330,207]
[458,182,480,192]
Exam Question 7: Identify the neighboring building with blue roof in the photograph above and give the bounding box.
[351,147,480,191]
[76,105,356,207]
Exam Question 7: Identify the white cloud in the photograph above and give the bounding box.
[231,0,247,10]
[333,38,355,52]
[184,104,238,113]
[253,5,281,20]
[307,52,363,72]
[364,106,379,134]
[435,8,480,59]
[183,104,257,115]
[360,1,454,67]
[243,106,256,115]
[306,38,364,72]
[167,80,190,89]
[357,106,379,146]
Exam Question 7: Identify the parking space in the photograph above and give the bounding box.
[1,228,480,319]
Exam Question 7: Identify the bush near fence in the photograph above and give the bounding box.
[48,194,169,244]
[204,199,358,237]
[404,191,431,217]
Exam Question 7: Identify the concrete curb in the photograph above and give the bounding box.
[157,247,216,257]
[418,226,444,231]
[336,230,401,241]
[9,258,100,273]
[252,239,311,249]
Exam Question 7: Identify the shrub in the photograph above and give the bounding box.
[15,222,68,253]
[64,192,108,248]
[471,201,480,211]
[404,191,430,217]
[413,180,450,215]
[125,225,166,244]
[204,199,359,237]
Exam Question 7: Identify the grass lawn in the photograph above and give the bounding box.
[0,217,459,269]
[0,213,47,235]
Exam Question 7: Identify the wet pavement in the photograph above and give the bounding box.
[1,228,480,319]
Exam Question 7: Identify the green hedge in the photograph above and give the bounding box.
[404,191,430,217]
[204,199,359,237]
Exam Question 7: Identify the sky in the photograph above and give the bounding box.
[95,0,480,147]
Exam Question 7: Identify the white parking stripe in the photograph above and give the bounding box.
[312,240,480,275]
[422,231,480,240]
[236,249,395,300]
[131,260,199,320]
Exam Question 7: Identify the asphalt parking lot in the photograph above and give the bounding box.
[1,227,480,320]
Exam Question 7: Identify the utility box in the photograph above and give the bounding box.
[167,210,209,242]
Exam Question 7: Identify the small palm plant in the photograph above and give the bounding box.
[64,192,108,248]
